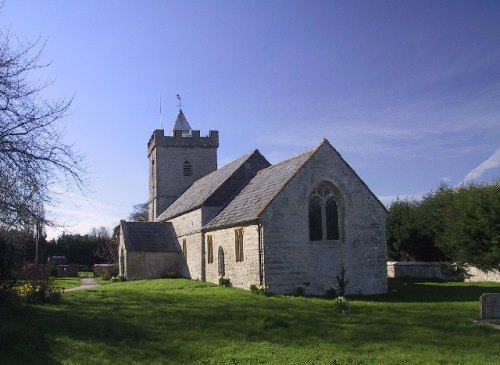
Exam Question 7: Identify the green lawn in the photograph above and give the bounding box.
[51,277,81,290]
[1,278,499,364]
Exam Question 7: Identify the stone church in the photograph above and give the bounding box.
[118,110,388,295]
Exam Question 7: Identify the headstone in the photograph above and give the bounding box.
[480,293,500,319]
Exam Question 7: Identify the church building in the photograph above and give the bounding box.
[118,110,388,295]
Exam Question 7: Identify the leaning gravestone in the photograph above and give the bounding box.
[480,293,500,319]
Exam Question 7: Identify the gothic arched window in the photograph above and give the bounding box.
[183,161,192,176]
[308,182,342,241]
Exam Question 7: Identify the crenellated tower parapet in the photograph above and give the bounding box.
[147,110,219,221]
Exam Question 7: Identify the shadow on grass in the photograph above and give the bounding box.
[1,278,499,364]
[354,278,500,303]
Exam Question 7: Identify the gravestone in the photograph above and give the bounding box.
[480,293,500,319]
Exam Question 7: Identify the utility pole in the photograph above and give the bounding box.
[35,220,41,264]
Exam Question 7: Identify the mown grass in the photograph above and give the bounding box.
[51,277,81,290]
[1,278,499,364]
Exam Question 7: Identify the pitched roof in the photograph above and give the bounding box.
[121,221,178,252]
[204,147,317,229]
[173,109,192,131]
[156,150,268,222]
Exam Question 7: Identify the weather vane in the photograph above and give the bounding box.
[176,94,184,110]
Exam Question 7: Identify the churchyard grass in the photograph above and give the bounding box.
[51,277,81,289]
[0,278,499,364]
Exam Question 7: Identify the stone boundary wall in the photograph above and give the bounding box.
[388,261,500,282]
[94,264,118,279]
[466,267,500,282]
[387,261,448,280]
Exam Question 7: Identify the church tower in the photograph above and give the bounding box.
[147,109,219,221]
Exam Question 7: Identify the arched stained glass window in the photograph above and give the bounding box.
[308,196,323,241]
[308,182,343,241]
[325,198,339,240]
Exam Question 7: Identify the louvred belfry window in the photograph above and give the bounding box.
[183,161,192,176]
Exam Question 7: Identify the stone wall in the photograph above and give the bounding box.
[466,267,500,282]
[261,143,388,296]
[387,262,500,282]
[387,261,448,279]
[93,264,118,279]
[124,251,179,280]
[169,209,203,279]
[148,129,218,220]
[204,224,261,289]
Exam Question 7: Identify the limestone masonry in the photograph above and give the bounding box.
[119,109,388,295]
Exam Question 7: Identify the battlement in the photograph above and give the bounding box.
[148,129,219,155]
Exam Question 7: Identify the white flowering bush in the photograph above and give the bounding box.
[249,284,268,295]
[333,296,350,314]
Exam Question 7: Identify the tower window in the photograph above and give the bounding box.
[183,161,192,176]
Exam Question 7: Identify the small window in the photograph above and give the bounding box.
[182,239,187,262]
[234,228,244,262]
[207,235,214,264]
[183,161,192,176]
[151,160,155,189]
[218,246,225,276]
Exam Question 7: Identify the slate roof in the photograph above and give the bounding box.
[156,150,267,222]
[173,109,192,131]
[121,221,178,252]
[204,146,317,229]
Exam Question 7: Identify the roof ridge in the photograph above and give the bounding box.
[256,144,319,174]
[193,149,258,184]
[204,142,323,230]
[156,149,262,222]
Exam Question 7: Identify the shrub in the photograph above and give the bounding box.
[333,296,350,314]
[249,284,268,295]
[110,275,126,283]
[295,282,310,296]
[14,280,64,304]
[325,286,337,298]
[45,285,64,303]
[336,265,349,296]
[218,275,231,287]
[296,285,305,296]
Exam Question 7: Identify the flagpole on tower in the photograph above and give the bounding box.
[159,94,163,129]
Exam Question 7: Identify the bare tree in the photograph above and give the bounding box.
[93,225,119,264]
[128,202,149,222]
[0,29,86,230]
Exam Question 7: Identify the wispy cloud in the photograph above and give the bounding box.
[460,147,500,184]
[254,97,499,160]
[45,188,130,240]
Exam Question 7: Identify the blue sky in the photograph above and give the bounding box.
[2,1,499,238]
